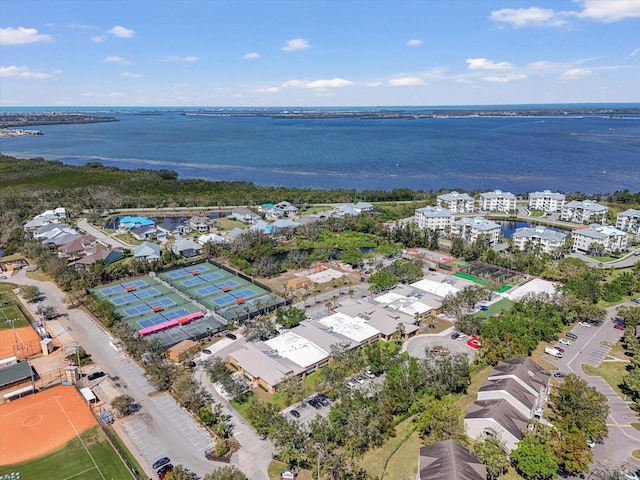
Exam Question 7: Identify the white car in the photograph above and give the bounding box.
[345,381,356,389]
[559,338,573,346]
[578,321,591,327]
[457,334,468,341]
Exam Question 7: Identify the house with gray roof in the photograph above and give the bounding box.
[134,241,160,261]
[465,399,529,452]
[23,207,67,232]
[335,204,360,217]
[528,190,565,212]
[227,343,297,393]
[188,216,211,232]
[512,226,567,255]
[616,208,640,234]
[171,238,202,258]
[561,200,608,224]
[354,202,374,212]
[451,217,501,244]
[130,225,158,241]
[229,208,261,224]
[437,191,475,213]
[487,357,550,398]
[571,224,628,253]
[273,201,299,217]
[415,206,454,231]
[480,190,516,212]
[272,218,300,232]
[477,377,539,418]
[417,440,487,480]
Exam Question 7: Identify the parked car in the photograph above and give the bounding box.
[578,321,591,327]
[559,339,573,346]
[450,332,460,340]
[354,376,365,384]
[345,381,356,389]
[225,332,237,340]
[202,349,212,355]
[316,394,330,406]
[289,409,300,418]
[157,464,174,479]
[152,457,171,470]
[553,371,567,378]
[0,276,7,280]
[614,323,626,330]
[457,333,468,341]
[566,332,578,339]
[467,337,481,349]
[87,371,106,381]
[308,398,322,409]
[631,298,640,304]
[364,370,376,379]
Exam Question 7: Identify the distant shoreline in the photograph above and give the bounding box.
[0,112,117,128]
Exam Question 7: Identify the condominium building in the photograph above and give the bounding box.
[451,217,501,244]
[512,227,567,255]
[561,200,608,224]
[528,190,565,213]
[437,191,475,213]
[480,190,517,212]
[415,206,454,231]
[571,224,628,253]
[616,209,640,234]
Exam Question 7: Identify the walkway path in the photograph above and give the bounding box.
[77,218,136,249]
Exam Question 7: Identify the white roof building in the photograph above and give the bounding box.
[512,227,567,255]
[451,217,501,244]
[528,190,565,212]
[480,190,516,212]
[264,331,330,369]
[616,209,640,234]
[318,313,380,345]
[561,200,608,224]
[437,191,475,213]
[411,278,460,299]
[571,224,628,253]
[374,291,433,316]
[415,206,454,231]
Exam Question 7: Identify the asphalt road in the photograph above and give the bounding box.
[4,270,218,478]
[544,304,640,471]
[77,218,135,249]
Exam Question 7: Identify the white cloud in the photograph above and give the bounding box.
[243,52,260,59]
[482,74,527,83]
[406,39,423,47]
[253,87,279,94]
[282,78,353,88]
[120,72,144,79]
[577,0,640,22]
[0,27,53,45]
[1,65,59,79]
[629,47,640,57]
[467,58,514,71]
[389,77,426,87]
[163,55,198,62]
[109,26,134,38]
[104,56,131,65]
[490,7,572,27]
[91,35,105,43]
[83,91,125,98]
[559,68,592,81]
[527,60,555,70]
[281,38,311,51]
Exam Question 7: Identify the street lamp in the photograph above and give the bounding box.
[314,443,325,480]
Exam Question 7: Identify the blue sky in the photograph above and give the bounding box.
[1,0,639,106]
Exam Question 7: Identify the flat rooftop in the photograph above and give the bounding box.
[264,331,330,368]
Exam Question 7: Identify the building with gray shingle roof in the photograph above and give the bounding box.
[451,217,501,244]
[528,190,565,212]
[480,190,516,212]
[437,191,475,213]
[616,208,640,234]
[465,399,529,452]
[134,241,160,260]
[417,440,487,480]
[512,226,567,255]
[561,200,608,224]
[571,224,628,253]
[415,206,454,231]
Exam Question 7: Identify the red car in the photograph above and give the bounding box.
[467,337,481,349]
[614,323,625,330]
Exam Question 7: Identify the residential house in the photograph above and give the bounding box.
[198,233,228,245]
[571,224,628,253]
[271,218,300,232]
[417,440,487,480]
[480,190,517,212]
[354,202,374,213]
[451,217,501,244]
[616,208,640,234]
[71,245,124,267]
[229,208,261,224]
[130,225,158,241]
[528,190,565,213]
[273,201,299,217]
[188,216,211,232]
[250,220,274,234]
[512,227,567,255]
[23,207,67,232]
[465,399,529,452]
[58,235,97,258]
[437,191,475,213]
[33,224,80,245]
[335,204,360,217]
[561,200,608,224]
[156,220,192,237]
[118,216,155,231]
[171,238,202,258]
[133,241,161,261]
[415,206,454,231]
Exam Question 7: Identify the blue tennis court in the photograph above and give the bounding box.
[134,288,161,299]
[149,297,176,308]
[214,279,240,289]
[99,285,125,296]
[232,288,258,299]
[165,269,190,280]
[123,304,152,317]
[200,272,224,281]
[180,277,206,287]
[110,293,138,306]
[139,314,167,328]
[123,279,148,289]
[193,285,221,296]
[162,308,191,320]
[210,295,237,307]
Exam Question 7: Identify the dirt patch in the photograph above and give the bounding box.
[0,385,97,465]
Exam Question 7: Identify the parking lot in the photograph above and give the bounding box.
[404,328,477,362]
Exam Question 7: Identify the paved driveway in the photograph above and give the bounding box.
[403,328,477,362]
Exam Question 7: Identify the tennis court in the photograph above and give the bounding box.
[123,304,152,317]
[179,277,207,288]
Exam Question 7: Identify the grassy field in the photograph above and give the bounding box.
[473,298,514,320]
[0,426,134,480]
[0,283,31,330]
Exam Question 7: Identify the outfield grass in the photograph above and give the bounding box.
[0,426,133,480]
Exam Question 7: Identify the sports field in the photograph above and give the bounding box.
[0,283,31,330]
[0,326,41,360]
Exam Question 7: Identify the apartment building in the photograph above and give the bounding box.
[451,217,501,244]
[512,227,567,255]
[436,191,475,213]
[561,200,608,224]
[528,190,565,213]
[480,190,517,212]
[571,224,628,253]
[415,206,454,231]
[616,208,640,234]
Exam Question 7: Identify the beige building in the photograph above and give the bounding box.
[480,190,516,212]
[415,206,454,231]
[528,190,565,213]
[437,191,475,213]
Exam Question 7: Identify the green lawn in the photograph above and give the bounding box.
[473,298,514,320]
[529,210,545,217]
[0,284,31,330]
[0,426,134,480]
[583,361,627,399]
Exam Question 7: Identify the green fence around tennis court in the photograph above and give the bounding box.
[453,271,488,286]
